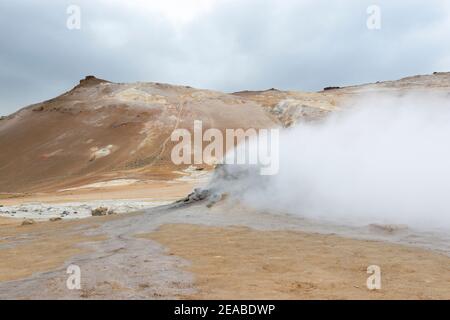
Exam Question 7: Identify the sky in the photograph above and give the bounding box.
[1,0,450,115]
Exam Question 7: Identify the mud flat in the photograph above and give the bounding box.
[145,223,450,299]
[0,178,204,220]
[0,199,171,220]
[0,201,448,299]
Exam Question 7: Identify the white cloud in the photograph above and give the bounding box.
[101,0,216,26]
[1,0,450,114]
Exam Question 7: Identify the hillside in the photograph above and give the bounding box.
[1,72,449,193]
[0,76,278,193]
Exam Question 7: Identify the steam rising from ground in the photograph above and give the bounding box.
[220,93,450,231]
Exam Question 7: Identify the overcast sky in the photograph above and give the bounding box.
[1,0,450,114]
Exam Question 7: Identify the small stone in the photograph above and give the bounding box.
[206,193,223,208]
[369,223,408,234]
[49,217,62,222]
[21,219,36,226]
[91,207,108,216]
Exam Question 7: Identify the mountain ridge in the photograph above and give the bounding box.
[1,72,449,193]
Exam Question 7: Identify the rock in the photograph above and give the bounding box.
[107,209,116,215]
[21,219,36,226]
[49,217,62,222]
[172,188,214,208]
[191,188,210,201]
[91,207,108,216]
[32,105,45,112]
[369,223,408,234]
[76,75,109,89]
[323,86,340,91]
[206,193,223,208]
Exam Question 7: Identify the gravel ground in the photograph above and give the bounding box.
[0,200,172,220]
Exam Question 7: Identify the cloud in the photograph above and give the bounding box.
[1,0,450,114]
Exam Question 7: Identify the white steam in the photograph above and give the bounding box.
[229,93,450,231]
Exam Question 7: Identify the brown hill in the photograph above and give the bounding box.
[0,76,278,193]
[1,72,449,193]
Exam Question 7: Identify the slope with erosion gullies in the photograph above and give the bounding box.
[0,76,278,193]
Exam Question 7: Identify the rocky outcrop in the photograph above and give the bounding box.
[75,75,110,89]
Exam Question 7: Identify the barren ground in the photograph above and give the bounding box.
[145,223,450,299]
[1,73,450,299]
[0,182,448,299]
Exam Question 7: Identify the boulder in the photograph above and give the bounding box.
[91,207,108,216]
[21,219,35,226]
